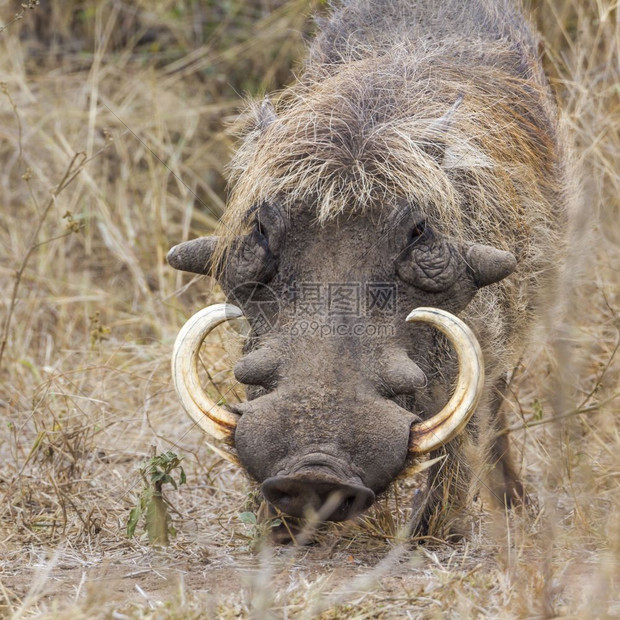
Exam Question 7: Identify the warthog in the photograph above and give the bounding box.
[168,0,567,534]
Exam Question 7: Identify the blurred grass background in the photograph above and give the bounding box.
[0,0,618,617]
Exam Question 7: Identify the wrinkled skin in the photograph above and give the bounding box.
[169,201,516,521]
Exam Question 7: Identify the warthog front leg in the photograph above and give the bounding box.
[488,375,527,507]
[408,375,527,539]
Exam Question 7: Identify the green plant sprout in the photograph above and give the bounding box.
[127,449,186,546]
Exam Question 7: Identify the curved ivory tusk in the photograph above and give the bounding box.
[406,307,484,454]
[172,304,244,463]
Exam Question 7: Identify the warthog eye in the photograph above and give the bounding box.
[408,219,432,245]
[223,201,285,289]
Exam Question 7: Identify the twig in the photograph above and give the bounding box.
[0,84,24,168]
[576,327,620,410]
[0,151,87,369]
[0,1,40,35]
[496,390,620,437]
[499,324,620,438]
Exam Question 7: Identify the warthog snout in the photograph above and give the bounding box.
[172,305,487,521]
[262,457,375,521]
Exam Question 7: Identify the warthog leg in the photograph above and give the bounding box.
[488,375,527,507]
[408,375,528,540]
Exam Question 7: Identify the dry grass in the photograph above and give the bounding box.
[0,0,618,617]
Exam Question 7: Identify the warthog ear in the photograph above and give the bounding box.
[167,236,218,275]
[466,243,517,288]
[424,94,464,164]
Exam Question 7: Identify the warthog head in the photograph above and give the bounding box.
[168,195,516,521]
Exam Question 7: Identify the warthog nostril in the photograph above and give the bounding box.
[261,474,375,522]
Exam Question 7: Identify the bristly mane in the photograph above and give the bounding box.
[215,0,568,345]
